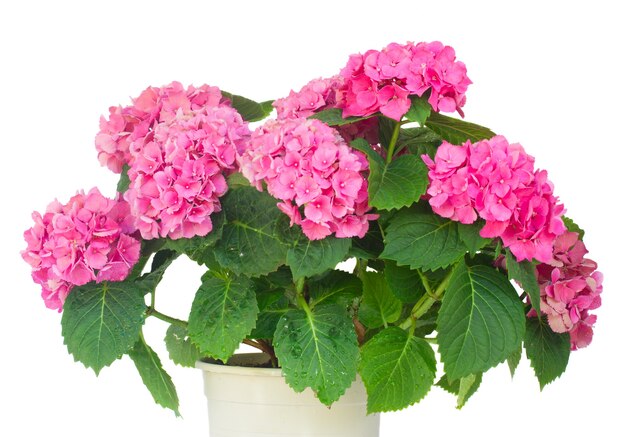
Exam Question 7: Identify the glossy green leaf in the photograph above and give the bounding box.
[381,207,466,271]
[129,334,180,415]
[525,317,570,390]
[287,236,351,280]
[164,325,202,368]
[61,281,146,374]
[384,261,425,303]
[359,271,402,328]
[274,304,359,406]
[221,91,273,122]
[437,373,483,409]
[425,112,495,145]
[405,96,431,126]
[308,270,362,309]
[359,327,436,412]
[309,108,374,126]
[506,249,541,313]
[437,261,526,379]
[214,187,290,277]
[188,273,258,361]
[352,139,428,210]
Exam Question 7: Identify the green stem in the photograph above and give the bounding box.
[147,308,188,329]
[386,121,402,164]
[354,258,368,279]
[297,293,312,317]
[399,267,455,330]
[416,270,434,298]
[295,277,313,317]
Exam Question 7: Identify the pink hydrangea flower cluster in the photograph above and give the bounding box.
[274,76,343,119]
[21,188,141,311]
[95,81,226,173]
[124,105,250,240]
[238,118,377,240]
[535,232,603,350]
[273,76,379,145]
[422,135,566,263]
[337,41,472,121]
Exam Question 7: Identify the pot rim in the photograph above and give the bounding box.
[196,352,284,377]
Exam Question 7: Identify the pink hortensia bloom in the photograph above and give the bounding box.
[336,40,472,120]
[95,82,228,174]
[238,117,377,240]
[21,188,141,311]
[534,231,603,350]
[422,135,566,263]
[274,76,379,145]
[125,105,250,240]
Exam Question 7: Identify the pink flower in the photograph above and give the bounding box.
[273,76,379,145]
[422,136,566,263]
[238,118,377,240]
[535,232,603,350]
[21,188,141,311]
[95,82,228,173]
[336,41,471,121]
[125,105,250,240]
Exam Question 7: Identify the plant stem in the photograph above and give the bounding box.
[354,258,368,279]
[146,307,188,329]
[386,121,402,164]
[399,267,455,330]
[295,277,306,297]
[243,339,278,366]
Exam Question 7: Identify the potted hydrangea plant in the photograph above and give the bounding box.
[21,40,603,437]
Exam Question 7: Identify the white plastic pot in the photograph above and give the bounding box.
[197,353,380,437]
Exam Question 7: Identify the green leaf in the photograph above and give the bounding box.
[437,261,526,379]
[384,261,425,303]
[164,325,202,368]
[260,99,275,116]
[437,373,483,409]
[359,327,436,413]
[381,207,467,271]
[308,270,362,309]
[61,281,146,374]
[221,91,273,122]
[274,304,359,406]
[116,164,131,193]
[378,116,396,148]
[525,317,570,390]
[507,346,522,378]
[128,334,180,416]
[287,236,351,280]
[249,289,290,339]
[308,108,374,126]
[397,127,442,155]
[188,273,259,361]
[214,187,290,277]
[359,271,402,328]
[425,112,496,145]
[405,96,432,126]
[505,249,540,313]
[458,221,491,253]
[351,139,428,210]
[562,216,585,239]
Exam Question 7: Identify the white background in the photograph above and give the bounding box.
[1,1,623,435]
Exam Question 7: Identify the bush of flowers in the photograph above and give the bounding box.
[22,41,602,415]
